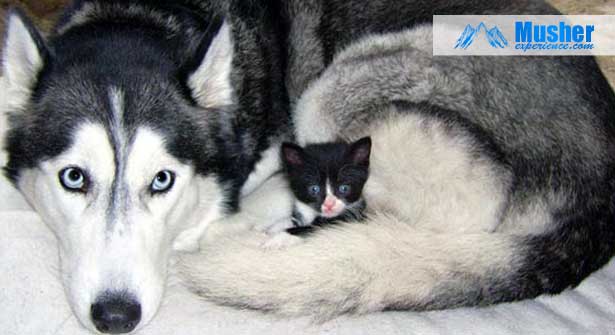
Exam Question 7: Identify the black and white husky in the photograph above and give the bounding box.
[2,1,289,333]
[3,0,615,333]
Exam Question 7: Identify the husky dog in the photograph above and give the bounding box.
[3,0,615,334]
[178,2,615,323]
[1,0,290,333]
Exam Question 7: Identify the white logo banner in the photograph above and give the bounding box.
[433,15,615,56]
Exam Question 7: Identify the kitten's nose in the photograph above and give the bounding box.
[323,197,336,210]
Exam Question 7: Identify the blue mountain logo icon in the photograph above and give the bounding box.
[454,22,508,49]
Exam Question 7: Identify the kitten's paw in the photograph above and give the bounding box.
[263,218,295,234]
[261,232,303,250]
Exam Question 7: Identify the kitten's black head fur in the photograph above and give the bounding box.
[281,137,371,213]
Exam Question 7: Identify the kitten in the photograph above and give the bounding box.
[260,137,371,249]
[281,137,371,233]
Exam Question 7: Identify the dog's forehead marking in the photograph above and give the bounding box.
[107,87,130,229]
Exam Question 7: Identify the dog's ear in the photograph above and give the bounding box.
[2,9,49,107]
[187,21,235,108]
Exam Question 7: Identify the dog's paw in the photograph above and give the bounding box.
[261,232,303,250]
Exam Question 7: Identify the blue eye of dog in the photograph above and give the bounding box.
[338,184,351,194]
[151,170,175,194]
[59,167,88,192]
[308,185,321,196]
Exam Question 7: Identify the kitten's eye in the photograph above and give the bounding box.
[308,185,321,196]
[338,184,351,195]
[59,167,88,193]
[151,170,175,194]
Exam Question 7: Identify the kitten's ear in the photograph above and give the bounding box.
[281,143,305,167]
[2,9,49,107]
[349,137,371,166]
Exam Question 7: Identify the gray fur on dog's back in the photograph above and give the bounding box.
[295,26,615,196]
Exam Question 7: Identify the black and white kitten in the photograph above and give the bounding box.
[260,137,371,249]
[281,137,371,232]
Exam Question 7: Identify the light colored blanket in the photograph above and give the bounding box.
[2,79,615,334]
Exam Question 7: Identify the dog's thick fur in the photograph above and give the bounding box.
[3,0,615,332]
[178,3,615,320]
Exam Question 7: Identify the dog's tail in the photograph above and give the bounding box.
[178,202,615,319]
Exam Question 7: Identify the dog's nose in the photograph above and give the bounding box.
[91,294,141,334]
